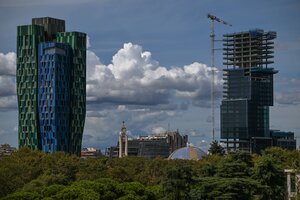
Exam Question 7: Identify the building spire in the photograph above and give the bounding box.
[119,121,128,158]
[121,121,126,132]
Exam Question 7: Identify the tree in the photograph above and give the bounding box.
[216,151,254,178]
[136,157,168,185]
[197,163,216,177]
[41,184,65,198]
[208,140,225,156]
[1,191,41,200]
[145,185,164,200]
[216,161,250,178]
[105,157,147,182]
[0,147,45,197]
[190,177,267,200]
[21,173,67,194]
[54,185,99,200]
[76,157,107,180]
[41,151,80,184]
[252,155,285,199]
[163,161,193,200]
[228,151,254,168]
[263,147,293,169]
[94,178,119,200]
[116,182,146,196]
[117,194,143,200]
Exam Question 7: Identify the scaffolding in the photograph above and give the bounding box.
[223,29,276,69]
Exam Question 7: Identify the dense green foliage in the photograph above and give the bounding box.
[0,147,299,199]
[208,140,225,156]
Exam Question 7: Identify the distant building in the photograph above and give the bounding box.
[105,123,188,159]
[128,134,174,158]
[250,131,296,153]
[80,147,102,159]
[250,137,273,154]
[0,144,17,157]
[270,130,296,151]
[105,146,119,158]
[220,29,297,153]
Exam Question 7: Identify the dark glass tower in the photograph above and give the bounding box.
[220,29,278,151]
[17,17,86,155]
[56,32,87,155]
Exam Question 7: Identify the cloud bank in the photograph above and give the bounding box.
[0,52,17,110]
[87,42,221,109]
[0,52,16,76]
[275,92,300,105]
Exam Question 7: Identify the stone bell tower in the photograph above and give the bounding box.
[118,121,128,158]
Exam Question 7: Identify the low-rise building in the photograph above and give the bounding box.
[105,146,119,158]
[249,130,296,154]
[270,130,296,151]
[81,147,102,159]
[105,123,188,159]
[0,144,17,157]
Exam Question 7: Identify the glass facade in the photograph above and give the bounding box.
[220,29,278,151]
[38,42,71,153]
[56,32,86,155]
[17,17,86,155]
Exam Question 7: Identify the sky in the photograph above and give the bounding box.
[0,0,299,152]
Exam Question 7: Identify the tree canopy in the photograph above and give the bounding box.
[0,147,299,199]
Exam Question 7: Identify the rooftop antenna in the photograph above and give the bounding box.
[207,13,232,141]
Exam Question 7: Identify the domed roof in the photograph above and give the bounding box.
[168,146,206,160]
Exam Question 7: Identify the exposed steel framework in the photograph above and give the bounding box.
[223,29,276,69]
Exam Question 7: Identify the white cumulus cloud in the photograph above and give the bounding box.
[151,127,167,135]
[86,42,221,108]
[0,52,17,110]
[0,52,16,76]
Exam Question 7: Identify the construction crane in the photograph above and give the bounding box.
[207,13,232,142]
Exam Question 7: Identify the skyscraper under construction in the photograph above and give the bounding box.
[16,17,86,155]
[220,29,278,152]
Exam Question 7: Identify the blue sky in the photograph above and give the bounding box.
[0,0,299,151]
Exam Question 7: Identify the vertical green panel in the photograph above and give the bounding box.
[17,25,45,150]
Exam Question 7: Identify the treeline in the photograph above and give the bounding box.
[0,147,299,200]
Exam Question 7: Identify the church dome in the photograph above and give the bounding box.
[168,146,206,160]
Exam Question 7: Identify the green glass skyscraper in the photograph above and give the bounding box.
[16,17,86,155]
